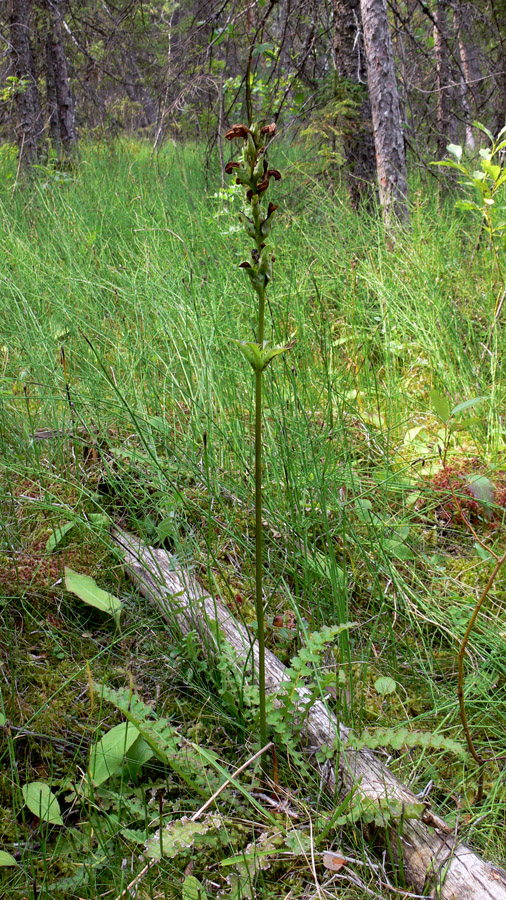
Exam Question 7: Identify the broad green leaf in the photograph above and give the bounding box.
[65,567,121,625]
[383,539,416,560]
[481,159,501,181]
[451,396,487,416]
[0,851,18,866]
[447,143,462,161]
[432,160,467,173]
[429,389,450,423]
[374,677,397,695]
[449,416,482,433]
[0,712,6,726]
[121,734,154,779]
[22,782,63,825]
[183,875,208,900]
[46,521,76,552]
[89,721,141,786]
[467,475,494,507]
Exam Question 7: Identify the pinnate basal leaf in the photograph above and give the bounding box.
[145,814,221,860]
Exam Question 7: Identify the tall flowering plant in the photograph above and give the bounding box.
[225,121,291,757]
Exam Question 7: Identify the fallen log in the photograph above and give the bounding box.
[112,528,506,900]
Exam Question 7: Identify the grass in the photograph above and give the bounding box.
[1,136,506,898]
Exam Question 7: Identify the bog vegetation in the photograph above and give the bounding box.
[1,128,506,899]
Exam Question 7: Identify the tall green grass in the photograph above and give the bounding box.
[1,138,506,897]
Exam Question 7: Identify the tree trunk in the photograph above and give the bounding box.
[46,3,77,152]
[453,1,482,146]
[112,528,506,900]
[121,51,158,131]
[433,0,451,159]
[332,0,377,208]
[9,0,43,165]
[46,28,60,147]
[359,0,409,224]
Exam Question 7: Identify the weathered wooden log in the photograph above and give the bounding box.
[112,528,506,900]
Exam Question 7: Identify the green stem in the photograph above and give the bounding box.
[255,366,267,756]
[255,276,267,763]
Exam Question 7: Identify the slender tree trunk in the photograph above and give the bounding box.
[46,28,60,146]
[121,51,157,130]
[46,3,77,152]
[359,0,409,223]
[453,0,482,143]
[433,0,451,158]
[332,0,376,208]
[9,0,43,165]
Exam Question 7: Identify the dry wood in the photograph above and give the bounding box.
[112,528,506,900]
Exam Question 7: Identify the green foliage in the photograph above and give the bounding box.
[1,75,29,102]
[434,124,506,318]
[266,625,352,752]
[22,782,64,826]
[64,567,122,626]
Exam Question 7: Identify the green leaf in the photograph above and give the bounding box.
[183,875,208,900]
[0,851,18,866]
[89,721,140,786]
[46,521,77,552]
[374,677,397,695]
[121,734,155,779]
[474,542,495,562]
[65,567,122,625]
[451,396,487,416]
[447,143,462,161]
[454,200,479,212]
[0,712,6,726]
[467,475,494,507]
[383,539,416,560]
[251,42,275,58]
[236,340,291,372]
[22,782,63,825]
[47,515,110,552]
[432,160,467,173]
[474,120,494,142]
[429,389,450,423]
[481,159,501,181]
[145,814,221,860]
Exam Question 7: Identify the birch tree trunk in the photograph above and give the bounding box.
[359,0,409,223]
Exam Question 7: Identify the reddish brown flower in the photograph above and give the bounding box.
[267,202,278,217]
[267,169,281,181]
[225,124,250,141]
[261,123,276,136]
[257,177,269,193]
[239,261,252,268]
[225,161,240,173]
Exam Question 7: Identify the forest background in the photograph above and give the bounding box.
[2,2,506,899]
